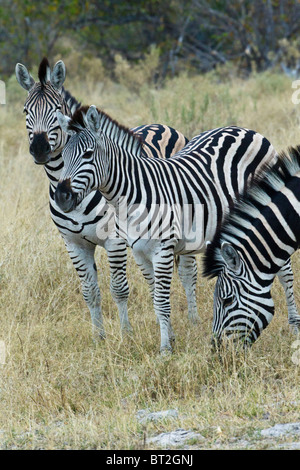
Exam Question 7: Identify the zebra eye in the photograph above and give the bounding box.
[82,151,93,159]
[222,296,234,308]
[23,108,28,115]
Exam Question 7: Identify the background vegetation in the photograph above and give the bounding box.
[0,60,300,449]
[1,0,300,81]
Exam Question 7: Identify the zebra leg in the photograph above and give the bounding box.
[64,240,105,339]
[177,255,200,324]
[277,259,300,332]
[133,250,176,347]
[104,239,132,334]
[133,254,155,300]
[152,245,176,354]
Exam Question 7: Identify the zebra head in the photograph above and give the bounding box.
[205,242,275,348]
[55,105,142,213]
[54,105,103,213]
[16,57,76,165]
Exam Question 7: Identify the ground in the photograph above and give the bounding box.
[0,68,299,449]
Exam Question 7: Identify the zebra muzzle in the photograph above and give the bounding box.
[55,180,77,213]
[30,132,51,164]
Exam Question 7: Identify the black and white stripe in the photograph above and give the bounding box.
[203,146,300,346]
[54,105,298,352]
[16,58,199,339]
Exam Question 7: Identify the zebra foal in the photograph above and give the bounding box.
[15,58,199,340]
[54,105,298,353]
[203,147,300,346]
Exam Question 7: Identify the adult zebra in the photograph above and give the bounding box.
[15,58,199,340]
[203,147,300,346]
[54,105,298,353]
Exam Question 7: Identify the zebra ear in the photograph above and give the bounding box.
[51,60,66,90]
[56,111,74,136]
[220,242,241,272]
[86,105,100,133]
[15,63,35,91]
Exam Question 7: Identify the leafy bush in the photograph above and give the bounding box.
[114,46,160,94]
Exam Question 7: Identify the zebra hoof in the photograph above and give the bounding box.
[160,345,173,356]
[92,328,106,341]
[121,322,134,336]
[170,334,176,345]
[289,322,300,335]
[188,313,201,324]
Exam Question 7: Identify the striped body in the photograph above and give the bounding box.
[16,58,199,340]
[55,105,298,352]
[203,147,300,345]
[48,122,195,338]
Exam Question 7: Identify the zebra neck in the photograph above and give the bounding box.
[44,150,64,189]
[43,132,71,188]
[224,181,300,280]
[101,149,144,207]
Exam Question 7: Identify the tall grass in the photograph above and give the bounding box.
[0,66,299,449]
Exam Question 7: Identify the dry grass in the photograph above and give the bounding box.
[0,69,300,449]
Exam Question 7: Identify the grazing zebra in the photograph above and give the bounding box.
[54,105,298,353]
[15,58,199,339]
[203,146,300,346]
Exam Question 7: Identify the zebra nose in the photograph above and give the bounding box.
[30,132,51,164]
[55,180,77,213]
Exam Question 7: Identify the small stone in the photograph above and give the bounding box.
[147,428,205,448]
[260,422,300,438]
[136,409,178,424]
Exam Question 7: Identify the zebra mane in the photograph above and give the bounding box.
[38,57,51,86]
[37,57,80,113]
[68,105,92,130]
[68,105,144,150]
[203,145,300,279]
[61,88,81,115]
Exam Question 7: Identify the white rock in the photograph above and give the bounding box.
[136,409,178,424]
[261,422,300,438]
[275,441,300,450]
[147,428,204,447]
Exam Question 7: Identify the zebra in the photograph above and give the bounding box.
[203,146,300,346]
[15,57,199,340]
[54,104,298,353]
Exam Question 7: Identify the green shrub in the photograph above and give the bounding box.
[114,46,160,94]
